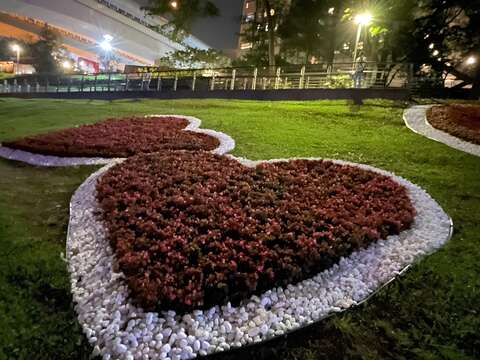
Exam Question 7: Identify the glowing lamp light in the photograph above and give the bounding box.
[328,7,335,15]
[170,1,178,9]
[354,12,372,25]
[11,44,21,53]
[62,60,71,69]
[100,34,113,52]
[100,41,112,51]
[432,49,439,56]
[466,56,477,65]
[429,43,434,49]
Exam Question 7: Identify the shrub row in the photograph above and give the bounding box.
[428,105,480,145]
[96,151,416,312]
[3,116,219,157]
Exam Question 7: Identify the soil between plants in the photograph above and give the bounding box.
[96,151,416,313]
[427,105,480,145]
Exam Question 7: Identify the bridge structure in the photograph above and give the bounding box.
[0,0,210,68]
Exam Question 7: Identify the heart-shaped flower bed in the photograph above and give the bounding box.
[427,105,480,145]
[3,116,219,158]
[96,151,416,312]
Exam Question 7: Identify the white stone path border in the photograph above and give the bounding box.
[67,155,452,360]
[0,115,236,166]
[404,105,480,157]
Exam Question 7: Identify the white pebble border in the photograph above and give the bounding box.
[67,155,452,360]
[404,105,480,157]
[0,115,235,166]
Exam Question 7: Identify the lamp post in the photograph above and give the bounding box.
[352,13,372,68]
[11,44,21,74]
[99,35,113,72]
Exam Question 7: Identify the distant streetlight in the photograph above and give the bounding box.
[170,1,178,9]
[10,44,21,74]
[466,56,477,65]
[62,60,72,70]
[352,12,372,67]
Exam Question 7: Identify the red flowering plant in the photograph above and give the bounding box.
[96,151,415,312]
[3,116,219,157]
[427,105,480,145]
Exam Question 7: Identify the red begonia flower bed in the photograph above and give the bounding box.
[427,105,480,145]
[96,151,415,311]
[3,116,219,158]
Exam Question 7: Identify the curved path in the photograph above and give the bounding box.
[404,105,480,157]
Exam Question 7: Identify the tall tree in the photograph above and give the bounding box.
[279,0,348,65]
[414,0,480,94]
[30,26,63,73]
[372,0,480,93]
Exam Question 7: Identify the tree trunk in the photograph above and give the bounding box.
[326,11,341,66]
[472,69,480,99]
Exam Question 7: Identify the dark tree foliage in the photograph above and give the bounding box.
[279,0,348,65]
[411,0,480,93]
[29,26,62,74]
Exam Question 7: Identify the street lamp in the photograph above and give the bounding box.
[170,1,178,9]
[10,44,21,74]
[99,35,114,72]
[352,12,372,67]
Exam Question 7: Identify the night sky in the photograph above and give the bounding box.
[135,0,244,51]
[191,0,243,51]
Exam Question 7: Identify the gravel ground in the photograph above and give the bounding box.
[404,105,480,157]
[67,156,452,360]
[0,115,235,166]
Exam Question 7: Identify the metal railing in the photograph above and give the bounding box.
[0,63,416,94]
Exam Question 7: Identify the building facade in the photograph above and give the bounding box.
[0,0,210,69]
[237,0,291,59]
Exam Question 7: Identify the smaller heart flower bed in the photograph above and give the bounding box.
[96,151,416,312]
[3,116,219,158]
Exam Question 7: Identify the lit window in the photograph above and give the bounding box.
[240,42,253,50]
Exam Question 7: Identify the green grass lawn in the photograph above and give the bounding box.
[0,98,478,360]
